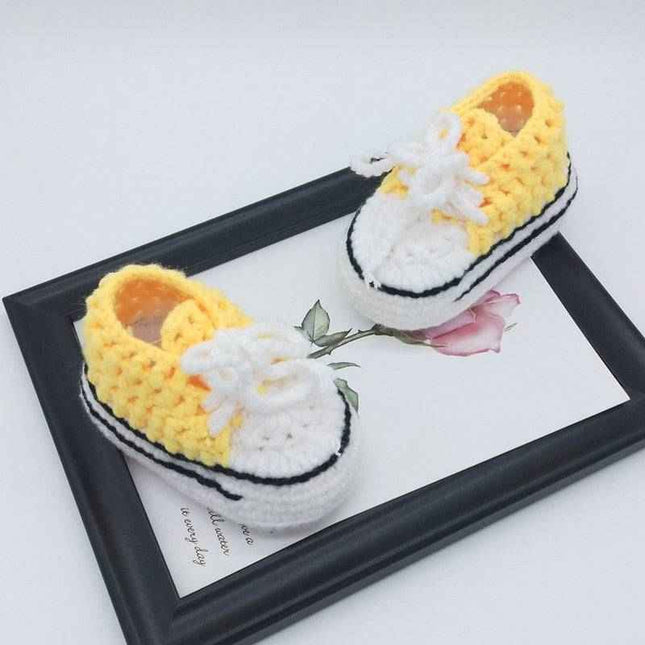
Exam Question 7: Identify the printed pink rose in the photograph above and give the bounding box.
[407,290,520,357]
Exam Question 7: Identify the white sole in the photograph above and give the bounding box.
[340,164,578,330]
[80,371,358,531]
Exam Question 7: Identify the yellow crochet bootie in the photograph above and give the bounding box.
[341,71,577,330]
[81,265,357,530]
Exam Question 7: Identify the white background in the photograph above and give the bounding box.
[2,1,645,643]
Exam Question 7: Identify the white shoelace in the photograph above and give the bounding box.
[181,323,328,437]
[351,112,489,226]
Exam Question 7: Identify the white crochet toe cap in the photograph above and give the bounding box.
[227,375,349,479]
[179,323,352,481]
[351,192,474,293]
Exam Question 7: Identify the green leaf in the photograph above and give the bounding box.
[301,300,330,342]
[313,329,351,347]
[334,378,359,412]
[328,361,360,370]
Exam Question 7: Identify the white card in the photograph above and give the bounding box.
[85,216,625,597]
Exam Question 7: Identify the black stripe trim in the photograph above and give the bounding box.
[81,367,352,486]
[80,381,244,500]
[346,157,574,300]
[456,181,579,300]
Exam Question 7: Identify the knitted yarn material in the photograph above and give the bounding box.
[82,265,359,529]
[343,70,576,330]
[83,264,250,467]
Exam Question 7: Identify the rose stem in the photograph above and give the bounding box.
[307,327,380,359]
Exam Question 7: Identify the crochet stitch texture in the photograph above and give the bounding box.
[83,264,250,467]
[341,70,577,330]
[380,71,568,257]
[82,265,359,529]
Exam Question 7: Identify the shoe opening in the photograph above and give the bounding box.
[115,278,187,345]
[479,81,533,136]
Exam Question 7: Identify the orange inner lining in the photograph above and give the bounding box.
[479,81,534,135]
[115,278,186,344]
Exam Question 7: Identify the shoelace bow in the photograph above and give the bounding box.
[181,323,327,437]
[351,111,489,225]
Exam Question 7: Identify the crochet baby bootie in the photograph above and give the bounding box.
[81,265,357,530]
[341,71,578,329]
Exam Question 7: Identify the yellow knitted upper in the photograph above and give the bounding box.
[83,265,251,467]
[379,71,568,257]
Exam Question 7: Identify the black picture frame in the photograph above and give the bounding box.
[5,167,645,645]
